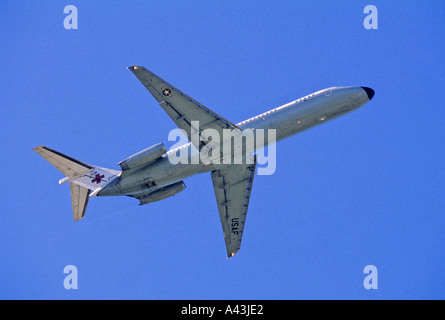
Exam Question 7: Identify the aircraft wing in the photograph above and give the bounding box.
[128,66,243,150]
[211,156,257,258]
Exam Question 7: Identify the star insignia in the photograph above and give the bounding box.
[161,88,172,97]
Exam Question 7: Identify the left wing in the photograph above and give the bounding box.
[128,66,243,151]
[211,156,257,258]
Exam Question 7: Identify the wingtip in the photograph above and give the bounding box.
[127,65,145,71]
[227,251,238,259]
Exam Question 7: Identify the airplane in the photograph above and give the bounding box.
[34,66,374,258]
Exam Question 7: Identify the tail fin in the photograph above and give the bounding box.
[33,145,121,221]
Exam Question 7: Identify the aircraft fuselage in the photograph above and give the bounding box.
[98,86,373,198]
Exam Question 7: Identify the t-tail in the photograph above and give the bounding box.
[33,146,121,221]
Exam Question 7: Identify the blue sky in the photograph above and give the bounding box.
[1,1,444,299]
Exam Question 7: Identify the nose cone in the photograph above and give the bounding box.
[361,87,375,100]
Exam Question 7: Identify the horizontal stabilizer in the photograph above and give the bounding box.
[33,145,93,178]
[70,182,90,221]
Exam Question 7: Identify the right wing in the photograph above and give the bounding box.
[128,66,243,151]
[211,156,257,258]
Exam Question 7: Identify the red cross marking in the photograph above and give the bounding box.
[92,174,105,184]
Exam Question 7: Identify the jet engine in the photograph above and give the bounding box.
[138,181,186,205]
[118,143,166,170]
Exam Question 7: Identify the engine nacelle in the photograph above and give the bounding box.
[139,181,186,205]
[118,143,166,170]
